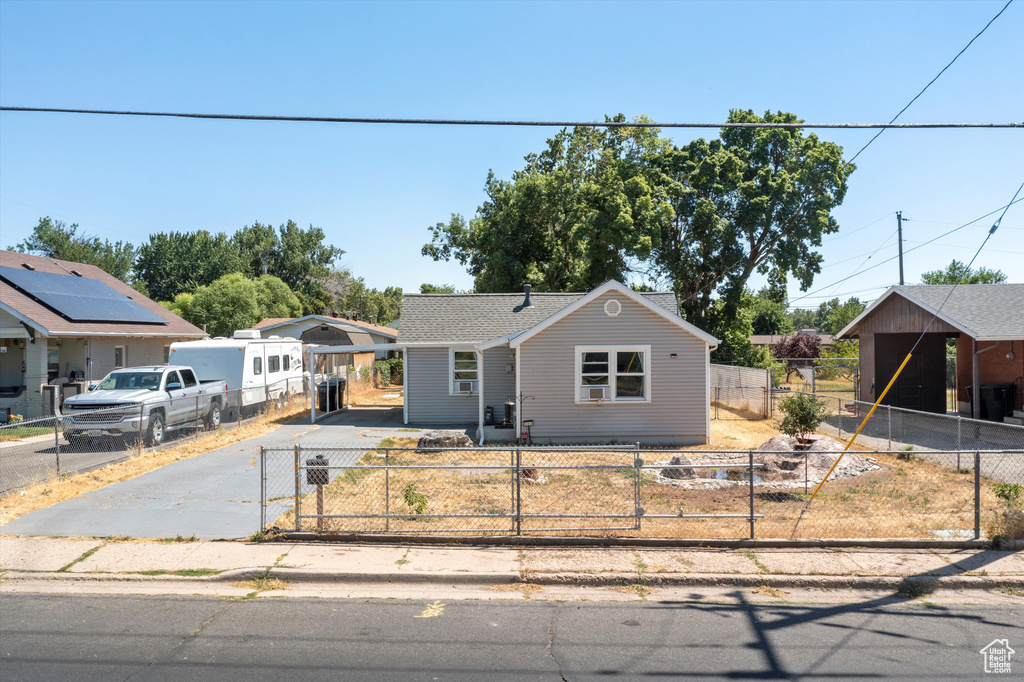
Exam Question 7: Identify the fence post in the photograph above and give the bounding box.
[748,449,755,540]
[837,396,842,439]
[510,449,516,534]
[54,419,60,479]
[515,446,522,536]
[887,406,892,451]
[634,442,642,531]
[974,451,981,540]
[294,444,301,532]
[384,448,390,532]
[259,446,266,533]
[957,414,962,453]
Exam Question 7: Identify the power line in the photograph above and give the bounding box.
[0,106,1020,129]
[788,193,1024,304]
[848,0,1016,163]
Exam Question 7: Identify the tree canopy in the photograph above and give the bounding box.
[14,217,138,286]
[423,110,855,357]
[162,273,303,337]
[921,259,1007,285]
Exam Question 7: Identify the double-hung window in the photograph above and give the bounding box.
[450,349,479,395]
[575,345,650,403]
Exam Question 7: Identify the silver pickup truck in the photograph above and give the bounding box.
[61,366,229,447]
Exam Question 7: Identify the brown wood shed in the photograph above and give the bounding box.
[837,284,1024,421]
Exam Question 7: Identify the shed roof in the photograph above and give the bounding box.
[837,284,1024,341]
[398,287,679,344]
[0,250,205,338]
[252,314,398,339]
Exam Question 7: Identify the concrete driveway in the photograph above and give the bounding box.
[0,408,437,540]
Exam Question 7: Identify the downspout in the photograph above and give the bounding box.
[402,346,409,425]
[476,348,485,445]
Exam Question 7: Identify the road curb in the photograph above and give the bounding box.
[4,568,1022,591]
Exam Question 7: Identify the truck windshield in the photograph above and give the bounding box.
[97,372,163,391]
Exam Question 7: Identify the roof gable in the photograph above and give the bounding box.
[837,284,1024,341]
[508,281,719,347]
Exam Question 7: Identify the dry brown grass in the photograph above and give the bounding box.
[0,399,308,525]
[274,406,1006,540]
[347,381,404,407]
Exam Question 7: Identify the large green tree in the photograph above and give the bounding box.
[422,110,854,366]
[14,217,138,285]
[232,220,343,306]
[921,259,1007,285]
[423,115,674,292]
[135,230,245,302]
[652,110,854,331]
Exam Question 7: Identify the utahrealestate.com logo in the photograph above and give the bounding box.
[980,639,1014,674]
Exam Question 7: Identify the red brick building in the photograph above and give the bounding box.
[837,284,1024,423]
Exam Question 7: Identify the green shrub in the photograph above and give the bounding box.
[777,393,830,440]
[386,358,403,385]
[403,484,427,514]
[374,360,391,388]
[993,483,1023,508]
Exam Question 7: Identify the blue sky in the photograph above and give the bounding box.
[1,0,1021,308]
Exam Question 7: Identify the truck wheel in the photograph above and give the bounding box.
[145,413,165,447]
[205,403,222,429]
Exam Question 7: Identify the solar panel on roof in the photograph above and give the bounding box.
[0,266,168,324]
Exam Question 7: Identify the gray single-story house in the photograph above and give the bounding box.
[397,280,719,444]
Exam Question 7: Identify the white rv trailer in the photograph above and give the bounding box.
[170,331,304,415]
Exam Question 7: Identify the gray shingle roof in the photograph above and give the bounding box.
[845,284,1024,340]
[398,291,679,344]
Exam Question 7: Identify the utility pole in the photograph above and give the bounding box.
[896,211,904,286]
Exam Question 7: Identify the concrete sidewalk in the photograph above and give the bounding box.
[3,537,1023,601]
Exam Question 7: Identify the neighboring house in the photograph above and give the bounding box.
[0,250,206,419]
[836,284,1024,422]
[397,281,719,445]
[249,315,398,362]
[749,330,834,350]
[298,322,376,372]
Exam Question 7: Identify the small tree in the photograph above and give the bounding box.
[777,393,830,441]
[770,334,822,383]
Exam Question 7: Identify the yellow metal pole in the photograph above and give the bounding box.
[808,351,913,501]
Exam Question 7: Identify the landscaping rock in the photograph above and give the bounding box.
[757,435,799,451]
[661,455,696,479]
[417,431,472,449]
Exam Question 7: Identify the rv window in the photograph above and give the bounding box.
[179,368,198,388]
[253,357,263,375]
[268,356,280,373]
[283,355,290,371]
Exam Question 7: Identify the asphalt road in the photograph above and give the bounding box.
[2,593,1020,681]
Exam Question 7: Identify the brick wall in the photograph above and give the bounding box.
[956,337,1024,412]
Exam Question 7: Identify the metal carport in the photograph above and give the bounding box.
[307,344,399,423]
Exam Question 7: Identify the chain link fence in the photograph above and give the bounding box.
[775,390,1024,454]
[261,444,1024,541]
[1,380,307,496]
[771,357,860,402]
[710,364,771,418]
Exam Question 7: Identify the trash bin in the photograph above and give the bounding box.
[967,384,1016,421]
[317,378,345,413]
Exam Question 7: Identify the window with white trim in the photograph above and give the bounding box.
[449,349,478,395]
[575,345,650,402]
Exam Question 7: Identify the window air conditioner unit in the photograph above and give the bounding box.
[456,380,478,394]
[582,386,609,401]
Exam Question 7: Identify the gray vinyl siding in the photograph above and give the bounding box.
[405,347,478,424]
[483,347,516,415]
[518,290,709,444]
